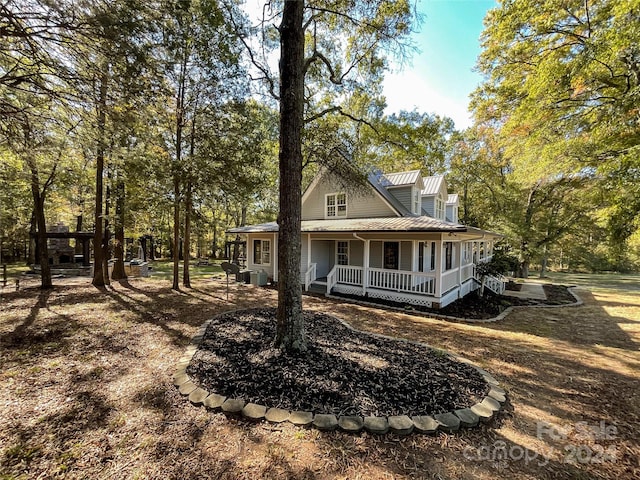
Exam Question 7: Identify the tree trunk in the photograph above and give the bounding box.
[212,215,218,259]
[75,215,83,255]
[111,175,127,280]
[92,67,108,287]
[183,178,192,288]
[26,156,53,289]
[183,102,198,289]
[275,0,306,352]
[149,236,155,260]
[172,184,180,290]
[102,173,111,285]
[539,243,548,278]
[28,210,36,265]
[172,48,188,291]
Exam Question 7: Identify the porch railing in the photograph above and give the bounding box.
[461,263,476,282]
[441,269,458,294]
[335,265,362,285]
[368,268,435,295]
[482,273,506,295]
[327,265,436,296]
[303,263,317,291]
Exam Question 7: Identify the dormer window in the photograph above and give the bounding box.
[326,193,347,218]
[413,188,420,214]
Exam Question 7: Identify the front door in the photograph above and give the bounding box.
[383,242,399,270]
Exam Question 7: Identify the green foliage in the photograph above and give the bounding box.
[360,110,455,174]
[470,0,640,274]
[476,243,518,277]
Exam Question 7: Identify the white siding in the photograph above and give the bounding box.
[389,186,412,213]
[302,174,396,220]
[246,233,275,280]
[311,240,334,277]
[422,196,435,217]
[301,234,309,274]
[370,241,383,268]
[350,240,364,267]
[400,241,412,271]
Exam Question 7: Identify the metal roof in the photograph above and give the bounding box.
[228,218,502,237]
[228,217,473,234]
[421,175,445,196]
[367,171,414,217]
[447,194,459,204]
[383,170,422,187]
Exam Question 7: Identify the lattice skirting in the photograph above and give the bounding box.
[333,279,479,309]
[332,284,364,297]
[333,284,436,308]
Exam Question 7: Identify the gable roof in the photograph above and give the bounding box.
[383,170,421,187]
[367,171,414,217]
[421,175,445,196]
[447,194,459,205]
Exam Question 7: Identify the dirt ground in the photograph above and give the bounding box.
[1,276,639,479]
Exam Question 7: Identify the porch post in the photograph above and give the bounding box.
[412,241,419,271]
[455,242,462,298]
[362,239,369,295]
[307,233,311,269]
[435,238,443,298]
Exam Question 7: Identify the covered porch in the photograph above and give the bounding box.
[301,233,496,309]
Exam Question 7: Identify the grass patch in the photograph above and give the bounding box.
[529,270,640,293]
[145,260,225,281]
[0,262,30,282]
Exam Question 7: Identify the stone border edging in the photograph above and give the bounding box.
[325,285,583,324]
[173,311,508,435]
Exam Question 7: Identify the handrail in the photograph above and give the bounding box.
[303,263,317,291]
[326,265,337,294]
[479,273,506,295]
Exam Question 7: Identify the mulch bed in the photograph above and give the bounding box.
[187,308,489,417]
[331,284,576,320]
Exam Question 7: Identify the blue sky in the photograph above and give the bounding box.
[382,0,496,129]
[242,0,495,130]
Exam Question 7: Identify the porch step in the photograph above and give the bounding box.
[306,282,327,295]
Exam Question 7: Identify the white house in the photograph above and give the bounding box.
[228,169,503,309]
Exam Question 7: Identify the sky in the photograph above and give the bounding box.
[242,0,496,130]
[382,0,496,129]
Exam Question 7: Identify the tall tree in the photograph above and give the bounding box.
[275,0,306,350]
[245,0,414,351]
[472,0,640,266]
[160,0,245,290]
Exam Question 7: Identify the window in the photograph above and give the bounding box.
[326,193,347,218]
[337,241,349,265]
[418,242,435,272]
[253,239,271,265]
[413,188,420,214]
[435,194,445,220]
[463,243,472,264]
[383,242,399,270]
[430,241,436,271]
[444,241,453,270]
